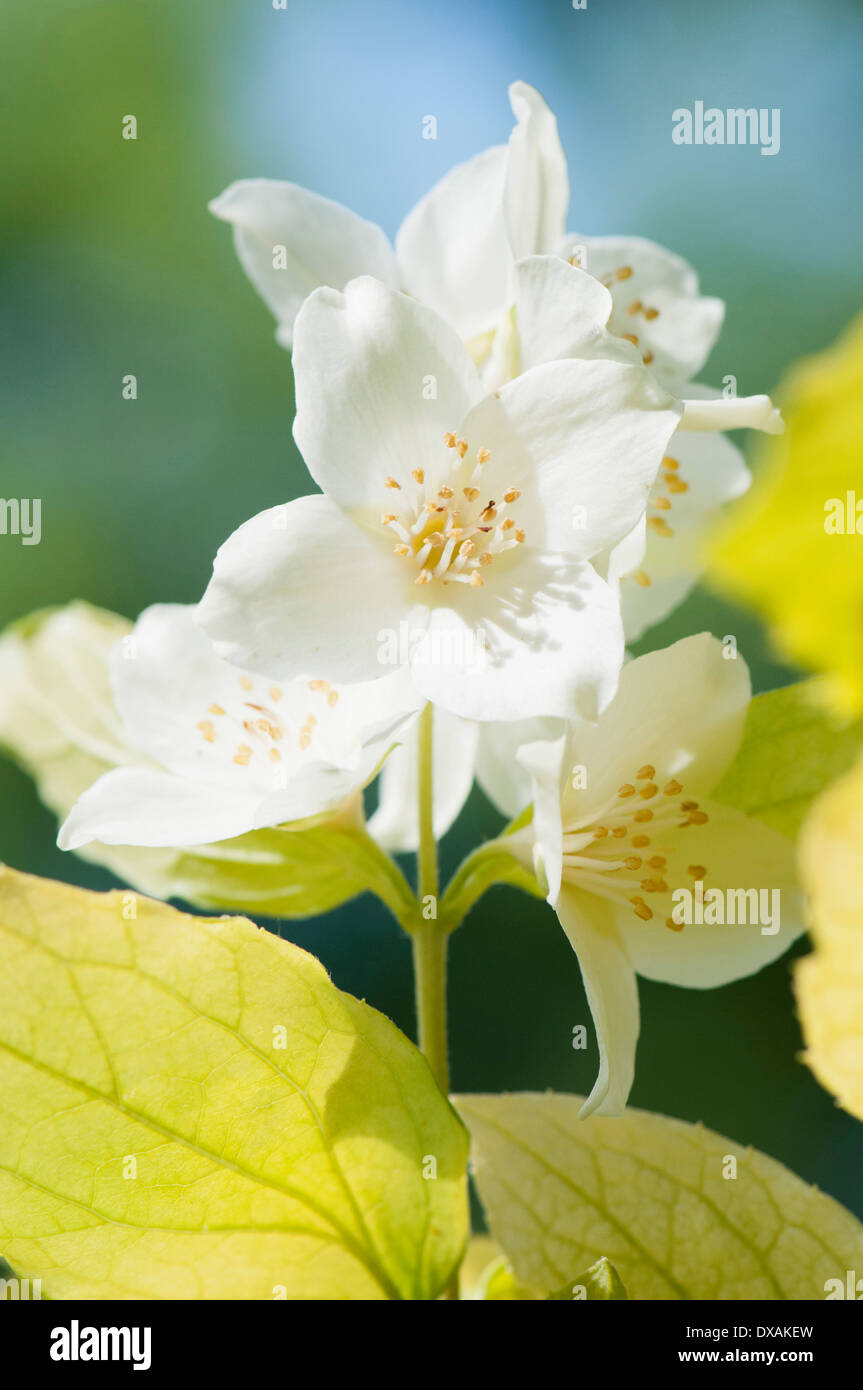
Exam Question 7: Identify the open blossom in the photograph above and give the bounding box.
[197,276,681,724]
[212,80,780,646]
[59,604,420,851]
[510,254,758,640]
[210,80,723,388]
[502,634,803,1118]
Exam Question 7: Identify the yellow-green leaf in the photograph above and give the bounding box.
[456,1092,863,1300]
[709,311,863,717]
[712,679,863,838]
[795,752,863,1121]
[547,1256,628,1301]
[0,867,469,1299]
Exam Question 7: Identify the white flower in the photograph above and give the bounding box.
[212,81,779,642]
[210,81,774,426]
[59,604,420,851]
[510,254,758,640]
[197,276,681,724]
[505,634,804,1118]
[209,81,564,353]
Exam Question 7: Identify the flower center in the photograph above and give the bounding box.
[561,761,710,931]
[380,433,526,588]
[194,675,340,770]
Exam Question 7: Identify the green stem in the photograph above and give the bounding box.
[412,704,448,1092]
[416,702,438,908]
[411,703,458,1299]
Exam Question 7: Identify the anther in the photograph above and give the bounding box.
[411,468,425,484]
[463,486,480,502]
[612,826,627,839]
[443,432,457,448]
[634,570,651,587]
[663,780,682,796]
[641,877,669,893]
[688,865,707,878]
[208,704,225,716]
[639,783,658,799]
[632,834,651,848]
[644,307,659,320]
[239,676,253,691]
[196,720,215,743]
[634,808,653,822]
[503,487,520,503]
[456,439,468,458]
[618,783,636,798]
[477,447,490,464]
[622,332,639,346]
[630,896,653,921]
[616,266,634,280]
[385,476,401,490]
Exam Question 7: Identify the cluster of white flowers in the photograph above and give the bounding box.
[14,83,802,1116]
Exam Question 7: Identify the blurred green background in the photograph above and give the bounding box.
[2,0,862,1217]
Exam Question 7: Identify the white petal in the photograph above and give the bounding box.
[505,83,569,259]
[517,731,570,902]
[209,180,398,348]
[513,254,637,372]
[679,394,784,434]
[475,715,563,819]
[411,553,624,723]
[59,767,264,849]
[461,357,680,558]
[197,496,406,683]
[561,233,724,386]
[292,278,482,511]
[556,884,640,1118]
[569,633,750,815]
[395,145,513,339]
[368,705,478,853]
[616,412,751,641]
[620,801,804,988]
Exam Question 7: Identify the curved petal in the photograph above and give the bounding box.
[292,277,482,511]
[556,884,640,1118]
[461,357,680,558]
[475,714,563,819]
[209,179,399,348]
[619,801,804,988]
[395,145,512,340]
[59,766,263,850]
[411,552,624,724]
[513,254,637,372]
[368,705,478,852]
[569,633,751,815]
[617,412,751,641]
[516,730,570,902]
[505,82,569,259]
[197,496,405,684]
[561,233,724,387]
